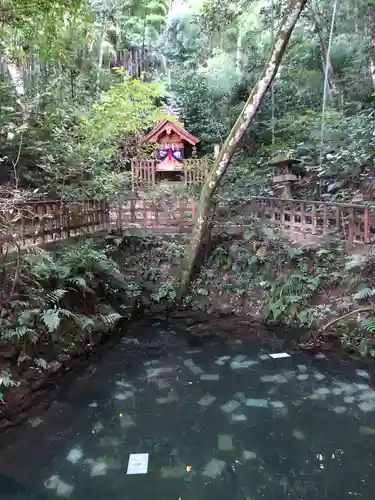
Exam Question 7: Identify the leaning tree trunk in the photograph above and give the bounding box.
[177,0,309,301]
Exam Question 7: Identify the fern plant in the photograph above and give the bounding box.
[263,272,322,325]
[353,287,375,301]
[1,239,133,369]
[0,371,19,402]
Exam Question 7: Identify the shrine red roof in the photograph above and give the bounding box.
[143,119,199,145]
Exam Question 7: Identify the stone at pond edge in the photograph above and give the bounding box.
[243,450,257,460]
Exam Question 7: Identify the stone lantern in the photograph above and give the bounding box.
[268,154,301,199]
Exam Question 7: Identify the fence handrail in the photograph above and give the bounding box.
[5,198,107,206]
[1,195,374,252]
[251,196,371,210]
[0,199,110,255]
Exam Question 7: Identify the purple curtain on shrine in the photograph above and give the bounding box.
[156,147,184,162]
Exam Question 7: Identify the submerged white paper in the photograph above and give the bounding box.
[127,453,149,475]
[269,352,290,359]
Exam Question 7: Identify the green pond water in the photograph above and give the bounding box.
[1,320,375,500]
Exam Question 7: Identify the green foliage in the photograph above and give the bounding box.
[1,231,199,398]
[0,371,19,402]
[159,0,375,206]
[82,170,132,198]
[327,254,375,357]
[78,73,169,161]
[168,71,230,152]
[189,223,341,327]
[353,287,375,301]
[262,273,321,326]
[0,239,144,378]
[151,282,179,303]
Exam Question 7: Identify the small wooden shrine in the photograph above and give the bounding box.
[268,154,301,199]
[131,119,200,188]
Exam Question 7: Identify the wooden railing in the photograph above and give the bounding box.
[112,198,197,233]
[131,158,208,190]
[1,195,374,252]
[248,197,375,247]
[183,159,208,186]
[0,199,110,255]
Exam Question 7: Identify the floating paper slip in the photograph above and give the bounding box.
[269,352,290,359]
[127,453,149,475]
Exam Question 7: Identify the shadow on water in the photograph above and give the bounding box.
[0,473,51,500]
[1,315,375,500]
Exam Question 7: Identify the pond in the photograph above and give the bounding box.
[0,319,375,500]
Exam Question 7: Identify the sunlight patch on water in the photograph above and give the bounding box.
[203,458,226,478]
[217,434,234,451]
[66,448,83,465]
[44,476,74,497]
[201,373,220,381]
[220,400,241,413]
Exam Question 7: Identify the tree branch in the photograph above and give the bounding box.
[321,307,373,331]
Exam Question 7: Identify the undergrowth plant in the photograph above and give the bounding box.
[190,224,341,327]
[321,252,375,357]
[0,238,144,398]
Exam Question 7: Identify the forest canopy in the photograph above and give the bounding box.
[0,0,374,202]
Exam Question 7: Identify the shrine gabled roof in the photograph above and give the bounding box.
[143,119,200,145]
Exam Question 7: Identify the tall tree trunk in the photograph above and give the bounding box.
[96,19,107,94]
[4,55,25,108]
[141,16,146,75]
[236,33,242,76]
[369,8,375,88]
[370,34,375,88]
[177,0,309,301]
[308,5,342,102]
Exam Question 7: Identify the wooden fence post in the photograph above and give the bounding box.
[311,203,317,235]
[131,160,135,192]
[323,204,328,234]
[364,207,370,243]
[191,200,196,221]
[347,208,354,248]
[335,205,341,235]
